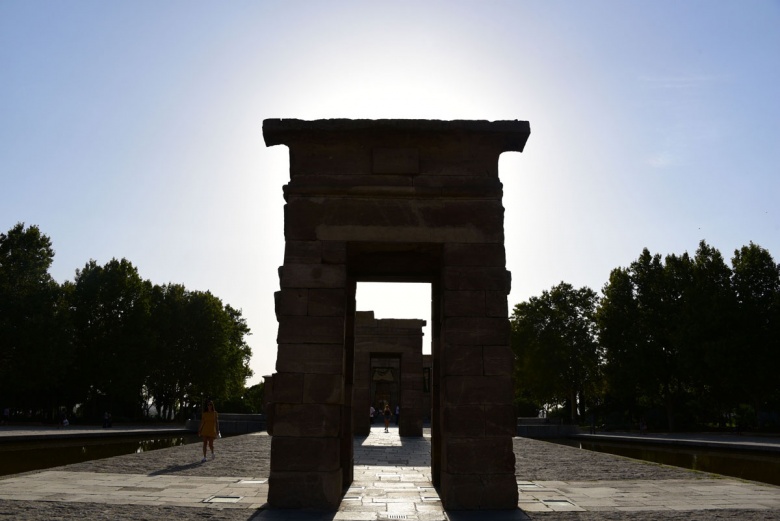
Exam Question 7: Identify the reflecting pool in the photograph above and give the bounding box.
[550,439,780,486]
[0,435,200,476]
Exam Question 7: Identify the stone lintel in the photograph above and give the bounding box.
[263,118,531,153]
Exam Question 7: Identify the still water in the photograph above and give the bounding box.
[0,435,200,476]
[551,439,780,486]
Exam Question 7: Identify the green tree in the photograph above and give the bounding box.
[146,286,253,419]
[70,258,153,419]
[731,242,780,425]
[599,248,692,431]
[147,283,190,420]
[597,267,641,418]
[222,381,265,414]
[678,241,737,424]
[184,291,252,404]
[0,223,69,418]
[511,282,601,422]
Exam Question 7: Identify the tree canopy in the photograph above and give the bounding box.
[0,223,254,423]
[512,240,780,432]
[511,282,600,422]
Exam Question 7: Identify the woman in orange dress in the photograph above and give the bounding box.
[198,401,220,462]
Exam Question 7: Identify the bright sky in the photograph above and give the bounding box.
[2,1,778,385]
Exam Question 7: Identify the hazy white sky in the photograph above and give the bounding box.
[2,1,778,385]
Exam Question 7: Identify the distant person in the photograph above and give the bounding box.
[198,401,220,462]
[2,407,9,425]
[383,404,391,433]
[370,405,375,424]
[395,405,400,426]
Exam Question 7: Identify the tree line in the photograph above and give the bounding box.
[0,223,261,423]
[511,240,780,432]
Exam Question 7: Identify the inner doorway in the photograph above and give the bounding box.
[353,282,432,439]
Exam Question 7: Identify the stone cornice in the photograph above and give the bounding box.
[263,118,531,153]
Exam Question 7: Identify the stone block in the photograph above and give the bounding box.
[352,367,371,386]
[442,317,511,345]
[280,263,346,289]
[483,345,513,376]
[274,289,308,317]
[303,373,344,404]
[284,241,321,264]
[321,241,347,264]
[270,437,341,472]
[289,197,504,244]
[485,290,508,317]
[400,377,424,392]
[372,147,419,174]
[328,198,425,228]
[292,174,414,189]
[399,420,423,437]
[268,468,343,509]
[307,288,345,316]
[443,290,485,317]
[289,142,369,176]
[439,471,518,510]
[443,375,513,406]
[442,405,485,437]
[441,345,483,375]
[276,343,344,374]
[272,403,341,437]
[271,372,304,404]
[484,404,517,437]
[413,176,502,195]
[444,437,515,474]
[400,391,423,407]
[283,200,319,241]
[443,316,510,345]
[440,201,504,238]
[443,243,506,266]
[442,267,511,291]
[277,316,344,344]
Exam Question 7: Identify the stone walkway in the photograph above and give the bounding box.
[1,425,779,520]
[0,470,267,509]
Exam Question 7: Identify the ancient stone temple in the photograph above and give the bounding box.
[265,118,531,510]
[353,311,426,437]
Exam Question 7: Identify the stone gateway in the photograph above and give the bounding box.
[264,118,531,510]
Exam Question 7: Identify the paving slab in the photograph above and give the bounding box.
[0,425,779,519]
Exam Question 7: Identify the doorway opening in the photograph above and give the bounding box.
[352,282,433,440]
[355,282,431,355]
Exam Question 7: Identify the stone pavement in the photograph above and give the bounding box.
[1,424,780,519]
[0,470,266,509]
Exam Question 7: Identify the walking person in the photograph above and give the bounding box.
[198,400,220,462]
[395,404,400,426]
[383,404,391,433]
